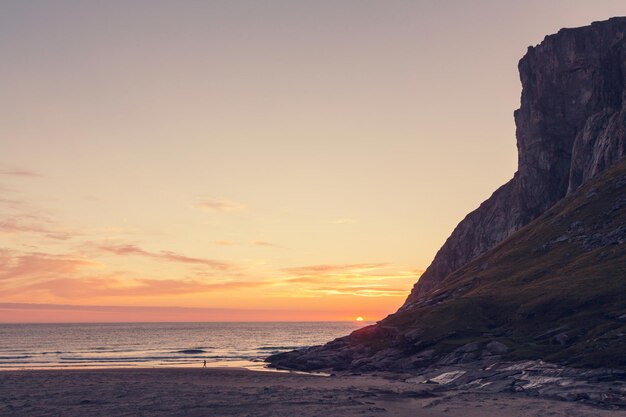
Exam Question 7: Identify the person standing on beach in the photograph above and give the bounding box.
[203,360,206,368]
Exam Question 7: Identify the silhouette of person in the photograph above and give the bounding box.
[203,360,206,368]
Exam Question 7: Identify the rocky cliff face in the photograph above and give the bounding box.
[267,18,626,378]
[269,150,626,375]
[404,17,626,304]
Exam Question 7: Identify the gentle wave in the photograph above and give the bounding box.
[175,349,207,354]
[0,322,367,369]
[61,356,250,362]
[256,346,301,351]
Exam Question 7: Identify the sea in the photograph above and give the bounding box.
[0,322,368,370]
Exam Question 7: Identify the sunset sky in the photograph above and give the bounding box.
[2,1,625,322]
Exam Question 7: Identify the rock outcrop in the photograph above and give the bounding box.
[269,158,626,371]
[405,17,626,303]
[267,18,626,385]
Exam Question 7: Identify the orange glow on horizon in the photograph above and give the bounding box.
[0,303,396,323]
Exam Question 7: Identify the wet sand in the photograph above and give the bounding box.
[1,367,623,416]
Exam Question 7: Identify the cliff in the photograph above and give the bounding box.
[268,18,626,375]
[405,17,626,303]
[270,157,626,372]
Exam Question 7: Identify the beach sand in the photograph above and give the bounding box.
[1,367,623,417]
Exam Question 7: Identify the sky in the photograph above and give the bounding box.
[1,1,626,322]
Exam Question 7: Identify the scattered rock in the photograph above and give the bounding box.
[429,371,467,385]
[177,349,206,354]
[551,333,570,345]
[485,341,509,354]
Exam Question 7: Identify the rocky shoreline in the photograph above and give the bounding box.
[268,18,626,410]
[4,367,624,417]
[270,346,626,409]
[394,359,626,409]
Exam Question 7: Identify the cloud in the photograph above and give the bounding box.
[0,302,356,322]
[277,278,410,297]
[277,262,418,298]
[281,278,410,297]
[283,263,389,275]
[0,219,73,240]
[213,240,282,248]
[284,276,324,284]
[0,250,99,282]
[0,196,25,209]
[98,244,235,270]
[17,276,267,298]
[253,240,282,248]
[214,240,237,246]
[310,287,409,297]
[194,199,246,212]
[0,168,41,177]
[0,192,41,212]
[0,302,235,313]
[0,302,269,315]
[0,188,74,240]
[283,273,405,284]
[0,248,265,301]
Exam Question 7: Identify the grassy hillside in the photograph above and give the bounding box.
[374,158,626,368]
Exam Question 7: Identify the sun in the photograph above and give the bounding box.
[355,316,364,322]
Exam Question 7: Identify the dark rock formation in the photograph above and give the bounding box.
[269,148,626,374]
[405,17,626,303]
[404,360,626,408]
[177,349,206,354]
[267,18,626,383]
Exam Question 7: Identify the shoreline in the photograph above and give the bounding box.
[1,367,624,417]
[0,321,365,373]
[0,359,266,371]
[0,359,330,376]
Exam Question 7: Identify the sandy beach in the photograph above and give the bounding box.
[1,367,624,417]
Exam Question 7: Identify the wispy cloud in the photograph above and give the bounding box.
[0,302,273,316]
[278,278,410,298]
[214,240,237,246]
[283,263,389,275]
[0,185,75,241]
[0,219,73,240]
[98,244,235,270]
[0,250,99,282]
[278,262,417,298]
[0,302,354,322]
[253,240,282,248]
[0,197,29,210]
[215,240,283,248]
[0,302,253,313]
[194,199,246,212]
[0,188,43,213]
[0,168,41,178]
[0,248,265,301]
[17,276,267,298]
[310,287,409,297]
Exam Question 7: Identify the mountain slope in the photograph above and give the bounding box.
[269,18,626,374]
[269,157,626,371]
[406,17,626,302]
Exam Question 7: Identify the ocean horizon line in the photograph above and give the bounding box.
[0,320,375,325]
